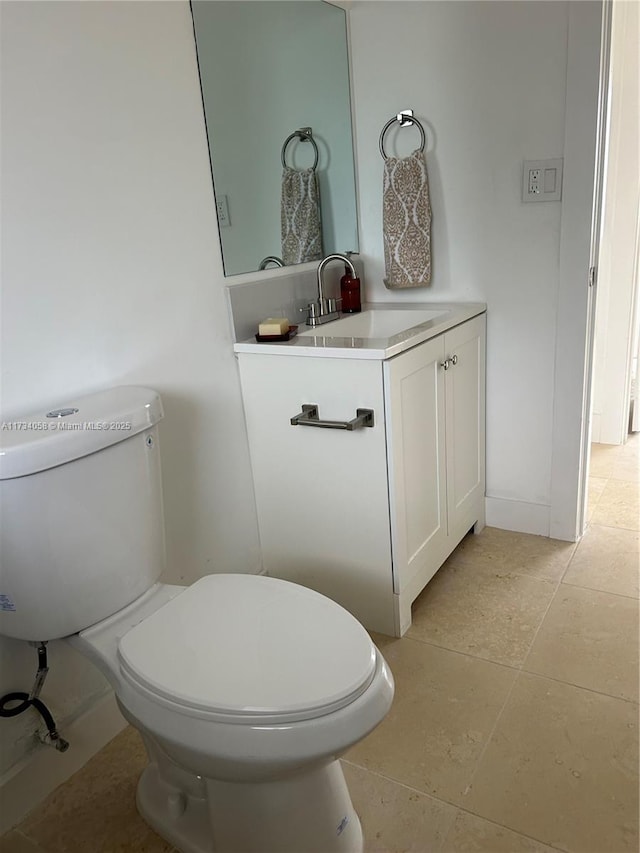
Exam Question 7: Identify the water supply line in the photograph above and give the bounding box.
[0,642,69,752]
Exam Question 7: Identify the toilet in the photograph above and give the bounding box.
[0,386,394,853]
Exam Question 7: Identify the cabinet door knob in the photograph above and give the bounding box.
[440,358,451,370]
[451,354,458,365]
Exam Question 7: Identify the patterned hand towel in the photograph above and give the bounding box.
[383,149,432,288]
[281,166,323,265]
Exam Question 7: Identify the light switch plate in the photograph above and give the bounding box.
[522,159,563,203]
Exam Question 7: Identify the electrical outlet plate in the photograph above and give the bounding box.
[522,159,563,203]
[216,194,231,227]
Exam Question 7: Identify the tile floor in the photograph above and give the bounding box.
[2,437,638,853]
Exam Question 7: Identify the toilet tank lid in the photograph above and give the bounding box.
[0,386,163,480]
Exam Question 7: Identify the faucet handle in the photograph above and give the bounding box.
[300,298,339,327]
[299,302,320,325]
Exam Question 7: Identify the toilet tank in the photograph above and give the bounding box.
[0,386,166,642]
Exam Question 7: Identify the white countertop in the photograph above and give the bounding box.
[233,302,487,360]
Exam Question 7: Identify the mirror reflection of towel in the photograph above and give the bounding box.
[281,167,323,265]
[383,149,432,289]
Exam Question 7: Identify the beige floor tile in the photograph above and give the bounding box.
[18,727,172,853]
[407,560,556,667]
[615,433,640,462]
[563,523,640,598]
[590,438,639,482]
[441,810,559,852]
[0,833,47,853]
[610,457,640,483]
[447,528,576,582]
[609,435,639,483]
[346,637,517,804]
[589,442,619,478]
[586,476,608,520]
[591,479,640,531]
[342,761,457,853]
[524,584,639,702]
[464,673,639,853]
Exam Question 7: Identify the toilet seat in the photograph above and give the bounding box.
[118,574,377,724]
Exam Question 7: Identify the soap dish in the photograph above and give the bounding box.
[255,325,298,343]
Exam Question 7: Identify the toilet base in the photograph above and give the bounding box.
[136,757,363,853]
[137,762,213,853]
[205,760,363,853]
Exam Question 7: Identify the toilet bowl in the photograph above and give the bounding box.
[70,573,393,853]
[0,386,394,853]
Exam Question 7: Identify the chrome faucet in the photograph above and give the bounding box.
[304,253,357,327]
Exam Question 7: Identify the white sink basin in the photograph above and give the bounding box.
[298,309,448,340]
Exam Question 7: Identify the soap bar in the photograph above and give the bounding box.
[258,317,289,336]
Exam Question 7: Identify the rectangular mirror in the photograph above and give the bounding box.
[191,1,359,277]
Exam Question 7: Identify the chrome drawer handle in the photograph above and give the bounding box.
[290,404,375,431]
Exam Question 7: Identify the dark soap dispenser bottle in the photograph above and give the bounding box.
[340,253,361,314]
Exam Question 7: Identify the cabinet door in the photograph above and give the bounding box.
[384,335,448,596]
[444,314,486,543]
[237,353,396,635]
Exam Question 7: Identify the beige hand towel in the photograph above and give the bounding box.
[281,166,323,265]
[383,149,432,288]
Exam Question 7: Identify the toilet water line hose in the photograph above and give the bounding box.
[0,642,69,752]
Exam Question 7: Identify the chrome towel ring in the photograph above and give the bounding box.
[281,127,319,170]
[379,110,426,160]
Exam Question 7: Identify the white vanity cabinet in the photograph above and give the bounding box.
[237,313,485,636]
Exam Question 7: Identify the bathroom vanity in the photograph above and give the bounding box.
[234,303,486,636]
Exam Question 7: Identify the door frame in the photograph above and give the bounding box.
[577,0,614,535]
[549,0,613,541]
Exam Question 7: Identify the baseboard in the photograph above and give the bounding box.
[0,690,127,834]
[485,496,551,537]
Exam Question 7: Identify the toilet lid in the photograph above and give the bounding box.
[118,574,377,721]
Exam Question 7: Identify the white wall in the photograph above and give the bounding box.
[0,0,261,786]
[348,1,601,536]
[591,0,640,445]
